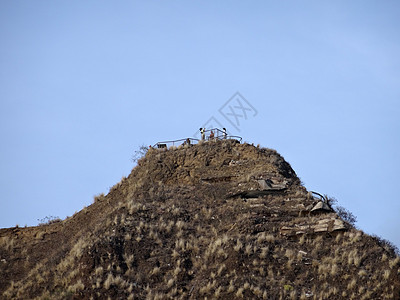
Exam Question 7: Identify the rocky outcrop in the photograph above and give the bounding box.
[280,215,347,236]
[310,201,332,214]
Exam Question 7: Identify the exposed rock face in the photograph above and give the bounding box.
[310,201,332,213]
[280,215,347,236]
[0,140,399,299]
[257,179,288,191]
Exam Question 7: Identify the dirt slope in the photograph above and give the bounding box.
[1,140,399,299]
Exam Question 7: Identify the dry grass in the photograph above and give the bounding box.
[69,280,84,293]
[1,140,399,299]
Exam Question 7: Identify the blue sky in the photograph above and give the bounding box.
[1,1,399,249]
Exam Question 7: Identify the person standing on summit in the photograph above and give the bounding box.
[223,128,227,139]
[200,128,205,140]
[209,130,214,141]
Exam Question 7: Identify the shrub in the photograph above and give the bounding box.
[37,216,62,226]
[93,193,105,203]
[372,234,399,256]
[323,195,337,209]
[131,144,149,163]
[284,284,293,291]
[324,195,357,227]
[335,206,357,227]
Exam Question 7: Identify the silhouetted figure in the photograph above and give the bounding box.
[200,128,205,140]
[223,128,227,139]
[209,130,214,140]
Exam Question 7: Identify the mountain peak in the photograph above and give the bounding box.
[1,140,399,299]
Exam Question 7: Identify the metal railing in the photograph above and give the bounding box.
[311,191,327,201]
[200,128,242,142]
[153,128,242,149]
[153,138,199,149]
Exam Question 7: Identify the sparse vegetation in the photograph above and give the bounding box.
[131,144,149,164]
[372,234,400,256]
[93,192,105,203]
[335,205,357,227]
[324,195,358,227]
[1,140,399,299]
[37,215,62,226]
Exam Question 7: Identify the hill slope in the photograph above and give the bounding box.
[1,140,399,299]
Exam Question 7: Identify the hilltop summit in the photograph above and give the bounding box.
[1,139,399,299]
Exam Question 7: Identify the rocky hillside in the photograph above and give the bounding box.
[1,139,399,299]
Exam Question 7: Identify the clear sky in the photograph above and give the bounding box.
[1,1,399,249]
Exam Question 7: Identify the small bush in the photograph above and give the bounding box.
[335,206,357,227]
[93,193,105,203]
[324,195,357,227]
[131,144,149,163]
[372,234,399,256]
[323,195,337,209]
[37,216,62,226]
[283,284,293,291]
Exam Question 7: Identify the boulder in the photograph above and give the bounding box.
[257,179,287,191]
[310,201,332,213]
